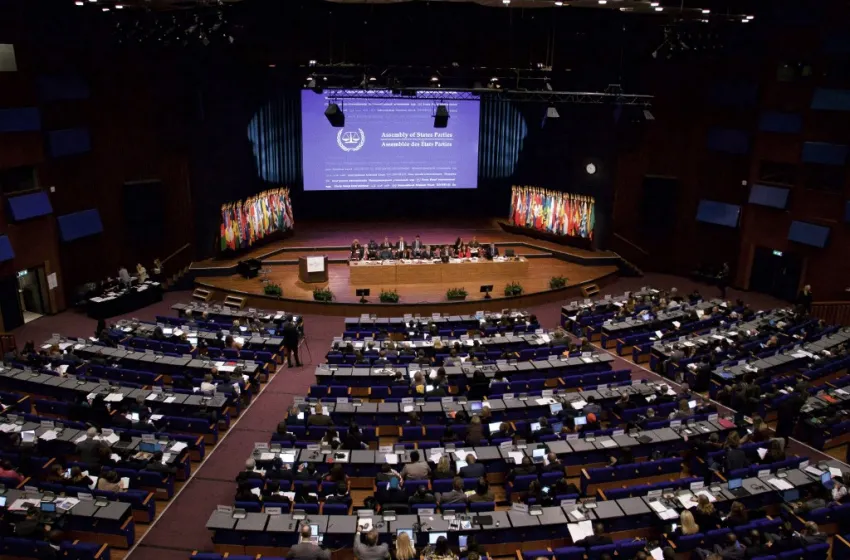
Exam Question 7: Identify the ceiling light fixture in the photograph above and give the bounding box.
[746,15,754,19]
[503,0,510,4]
[554,1,563,5]
[116,4,124,8]
[650,2,659,6]
[74,1,83,4]
[655,6,663,11]
[701,9,710,13]
[598,0,607,4]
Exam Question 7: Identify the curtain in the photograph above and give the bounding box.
[247,92,302,185]
[478,98,528,179]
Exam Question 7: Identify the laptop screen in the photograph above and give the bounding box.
[550,403,563,415]
[688,400,697,409]
[488,421,502,434]
[470,402,482,412]
[783,489,800,502]
[821,472,832,485]
[429,532,447,544]
[40,502,56,513]
[575,416,587,426]
[531,422,541,433]
[728,478,742,490]
[532,448,546,459]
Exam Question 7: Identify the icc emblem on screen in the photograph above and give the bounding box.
[337,128,366,152]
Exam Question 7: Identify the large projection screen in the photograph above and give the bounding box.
[301,90,480,191]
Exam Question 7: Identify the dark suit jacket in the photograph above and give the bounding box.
[575,535,612,548]
[287,542,331,560]
[459,462,486,479]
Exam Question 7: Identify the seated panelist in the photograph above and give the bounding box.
[367,239,379,259]
[381,236,393,250]
[412,235,423,253]
[350,239,364,260]
[396,236,407,255]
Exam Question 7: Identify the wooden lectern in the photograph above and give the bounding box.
[298,256,328,283]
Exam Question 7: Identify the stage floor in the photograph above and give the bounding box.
[198,258,616,305]
[193,218,612,268]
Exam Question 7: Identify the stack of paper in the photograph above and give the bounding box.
[568,520,594,542]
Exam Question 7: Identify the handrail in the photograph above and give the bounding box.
[811,301,850,327]
[613,233,649,256]
[161,243,191,266]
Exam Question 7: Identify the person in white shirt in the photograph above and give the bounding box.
[136,263,148,283]
[118,266,131,286]
[200,374,216,394]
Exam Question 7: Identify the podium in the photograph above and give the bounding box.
[298,256,328,283]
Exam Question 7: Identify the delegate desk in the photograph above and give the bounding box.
[343,312,531,334]
[600,302,715,340]
[115,320,284,354]
[70,343,263,378]
[172,302,299,324]
[87,281,163,320]
[315,354,615,386]
[711,328,850,385]
[349,257,529,285]
[0,368,229,416]
[331,331,574,357]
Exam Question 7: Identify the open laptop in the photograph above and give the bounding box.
[575,416,587,426]
[727,478,749,498]
[488,421,502,434]
[397,528,414,541]
[531,448,546,464]
[428,532,448,545]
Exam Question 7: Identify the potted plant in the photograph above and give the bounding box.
[379,289,400,303]
[313,287,334,302]
[504,281,523,297]
[446,287,468,301]
[263,283,282,297]
[549,276,568,289]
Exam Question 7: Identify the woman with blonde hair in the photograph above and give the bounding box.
[434,455,454,479]
[679,510,700,536]
[693,493,721,529]
[393,530,417,560]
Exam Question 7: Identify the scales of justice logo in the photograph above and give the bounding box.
[337,128,366,152]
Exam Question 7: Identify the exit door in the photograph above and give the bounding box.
[749,247,803,302]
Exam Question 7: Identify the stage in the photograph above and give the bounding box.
[190,219,624,314]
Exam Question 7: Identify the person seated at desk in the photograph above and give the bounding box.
[376,475,407,505]
[465,417,485,446]
[723,501,749,528]
[583,413,601,432]
[467,478,494,503]
[15,507,49,539]
[97,470,125,493]
[508,456,537,480]
[400,451,431,480]
[433,456,454,479]
[542,452,563,473]
[458,244,471,258]
[288,524,331,560]
[760,439,785,464]
[669,399,693,421]
[392,529,417,560]
[484,243,498,259]
[669,510,700,540]
[531,417,554,439]
[376,464,402,484]
[237,458,265,483]
[491,421,515,441]
[458,453,486,479]
[350,239,365,260]
[266,458,293,482]
[396,236,408,255]
[308,403,333,427]
[723,433,750,473]
[692,494,721,530]
[0,459,24,483]
[439,477,468,504]
[325,482,352,505]
[574,523,614,548]
[67,466,94,488]
[408,485,436,505]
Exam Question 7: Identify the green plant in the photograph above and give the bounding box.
[446,287,468,300]
[379,289,400,303]
[312,287,334,302]
[549,276,568,290]
[504,281,523,297]
[263,283,282,297]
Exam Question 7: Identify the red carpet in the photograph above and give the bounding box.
[7,274,813,559]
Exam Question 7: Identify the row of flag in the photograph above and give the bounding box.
[220,188,294,252]
[509,186,595,240]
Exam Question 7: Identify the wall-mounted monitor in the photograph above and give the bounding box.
[57,209,103,242]
[788,220,830,248]
[748,184,790,209]
[696,200,741,228]
[7,191,52,221]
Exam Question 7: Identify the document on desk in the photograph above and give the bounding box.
[805,465,824,477]
[39,430,58,441]
[280,452,297,464]
[650,548,664,560]
[74,434,89,444]
[508,451,525,464]
[535,397,556,406]
[104,393,125,403]
[170,442,188,453]
[455,450,476,461]
[164,397,176,403]
[568,520,594,543]
[570,400,587,410]
[830,467,843,478]
[599,439,617,449]
[384,454,398,465]
[649,501,668,513]
[568,508,586,521]
[695,490,717,503]
[103,432,120,445]
[768,478,793,491]
[757,448,767,460]
[146,393,159,401]
[259,452,275,461]
[677,493,696,509]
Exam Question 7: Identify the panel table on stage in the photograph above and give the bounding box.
[349,257,529,285]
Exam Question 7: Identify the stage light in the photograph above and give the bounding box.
[75,1,83,4]
[116,4,124,8]
[586,163,597,175]
[308,60,317,67]
[650,2,658,6]
[746,15,754,19]
[546,106,560,118]
[598,0,607,4]
[502,0,510,4]
[102,7,110,11]
[434,105,450,128]
[555,1,563,5]
[643,109,655,121]
[701,9,710,13]
[655,6,663,11]
[430,75,439,82]
[325,103,345,127]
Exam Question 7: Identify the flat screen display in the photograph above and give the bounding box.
[788,221,830,248]
[8,191,52,221]
[57,209,103,242]
[748,184,789,209]
[696,200,741,228]
[301,90,480,191]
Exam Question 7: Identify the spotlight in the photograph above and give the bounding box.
[430,75,439,82]
[502,0,510,4]
[701,9,710,13]
[75,1,83,4]
[655,6,663,11]
[325,103,345,127]
[434,105,450,128]
[598,0,607,4]
[102,7,110,11]
[746,15,754,19]
[650,2,658,5]
[116,4,124,8]
[555,1,563,5]
[546,106,560,118]
[643,109,655,121]
[586,163,597,175]
[308,60,317,67]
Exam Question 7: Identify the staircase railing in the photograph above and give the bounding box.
[811,301,850,327]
